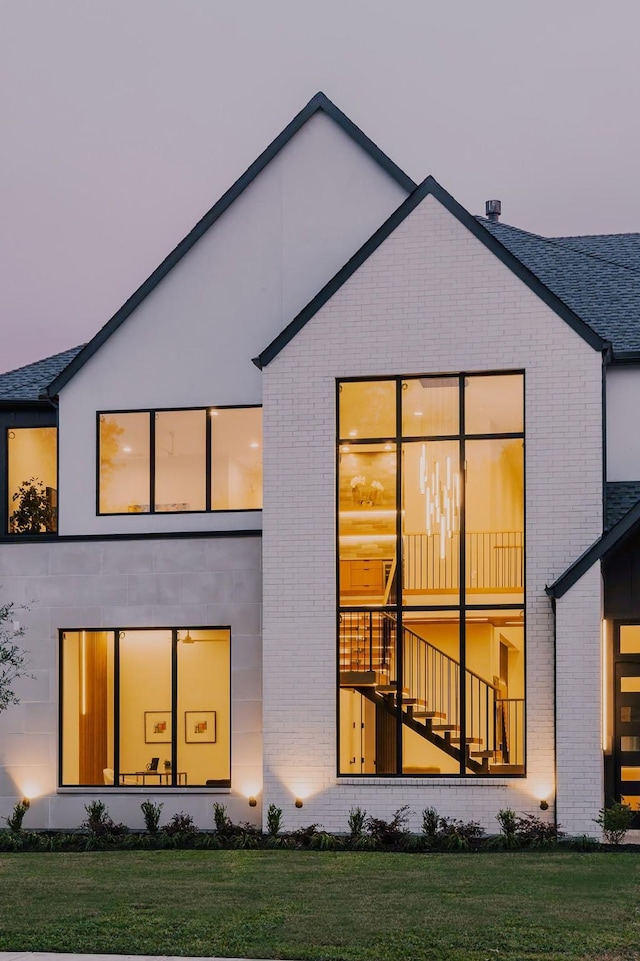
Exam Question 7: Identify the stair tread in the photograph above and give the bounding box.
[412,710,446,719]
[431,724,458,731]
[470,750,494,758]
[451,737,483,744]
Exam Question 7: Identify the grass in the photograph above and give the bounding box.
[0,850,639,961]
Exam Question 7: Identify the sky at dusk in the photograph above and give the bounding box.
[2,0,640,373]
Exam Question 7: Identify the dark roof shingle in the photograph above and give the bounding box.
[0,346,85,401]
[479,219,640,353]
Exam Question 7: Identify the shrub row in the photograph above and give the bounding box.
[1,798,626,852]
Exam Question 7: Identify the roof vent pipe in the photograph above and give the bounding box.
[485,199,501,222]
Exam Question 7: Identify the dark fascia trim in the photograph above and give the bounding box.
[253,176,607,370]
[610,350,640,365]
[42,92,416,399]
[0,528,262,545]
[0,398,54,410]
[546,498,640,599]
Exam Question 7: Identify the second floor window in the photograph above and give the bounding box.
[7,427,58,534]
[98,407,262,514]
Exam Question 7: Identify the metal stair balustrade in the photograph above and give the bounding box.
[339,611,524,774]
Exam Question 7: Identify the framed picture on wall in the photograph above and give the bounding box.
[144,711,171,743]
[185,711,216,743]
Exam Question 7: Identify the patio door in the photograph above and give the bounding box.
[614,624,640,820]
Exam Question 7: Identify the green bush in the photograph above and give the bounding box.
[594,801,634,845]
[5,797,30,832]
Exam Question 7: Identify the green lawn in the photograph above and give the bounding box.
[0,851,639,961]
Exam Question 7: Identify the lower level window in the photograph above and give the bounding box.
[60,628,230,787]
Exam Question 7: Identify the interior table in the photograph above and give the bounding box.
[118,771,188,786]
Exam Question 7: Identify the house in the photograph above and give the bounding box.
[2,93,640,838]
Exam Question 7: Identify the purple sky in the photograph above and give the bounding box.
[3,0,640,374]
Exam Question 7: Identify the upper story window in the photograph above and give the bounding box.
[6,427,58,534]
[97,406,262,515]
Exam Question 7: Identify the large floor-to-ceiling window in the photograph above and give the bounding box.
[338,373,525,776]
[60,627,230,787]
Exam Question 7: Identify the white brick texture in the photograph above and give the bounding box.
[262,194,604,834]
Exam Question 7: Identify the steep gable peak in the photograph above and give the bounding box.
[43,92,416,399]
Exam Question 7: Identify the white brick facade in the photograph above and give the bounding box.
[262,194,604,833]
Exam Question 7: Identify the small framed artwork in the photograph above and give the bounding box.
[144,711,171,743]
[185,710,216,743]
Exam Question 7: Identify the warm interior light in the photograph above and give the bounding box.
[602,620,610,752]
[208,409,218,417]
[81,630,87,716]
[122,446,132,453]
[341,445,350,452]
[413,410,423,417]
[349,430,358,437]
[384,444,393,451]
[249,441,259,448]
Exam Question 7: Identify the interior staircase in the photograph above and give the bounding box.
[339,611,524,774]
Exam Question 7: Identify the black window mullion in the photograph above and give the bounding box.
[459,375,467,776]
[395,380,403,774]
[149,412,156,513]
[114,630,121,787]
[171,630,178,787]
[206,410,212,512]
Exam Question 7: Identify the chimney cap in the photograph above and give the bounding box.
[485,199,501,222]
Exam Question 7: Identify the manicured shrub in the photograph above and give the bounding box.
[594,801,634,845]
[140,800,163,834]
[5,797,30,832]
[266,803,283,836]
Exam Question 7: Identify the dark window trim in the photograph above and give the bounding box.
[4,423,59,536]
[336,371,526,779]
[97,404,262,517]
[59,625,232,790]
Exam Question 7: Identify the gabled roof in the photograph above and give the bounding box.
[253,176,607,369]
[43,92,416,398]
[0,346,84,402]
[480,221,640,354]
[547,489,640,599]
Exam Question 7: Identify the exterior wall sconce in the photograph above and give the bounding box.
[539,799,549,811]
[295,798,304,808]
[248,796,257,807]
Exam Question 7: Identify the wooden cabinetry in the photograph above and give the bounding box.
[340,559,386,595]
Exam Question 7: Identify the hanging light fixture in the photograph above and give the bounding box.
[419,445,460,559]
[181,630,194,644]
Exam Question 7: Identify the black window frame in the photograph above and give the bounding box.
[96,405,262,516]
[58,625,232,789]
[336,370,527,778]
[2,405,59,538]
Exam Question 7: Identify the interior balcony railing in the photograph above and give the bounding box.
[402,530,523,593]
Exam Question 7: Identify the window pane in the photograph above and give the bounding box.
[402,612,461,775]
[119,630,172,782]
[465,375,523,434]
[621,796,640,810]
[465,439,524,603]
[620,626,640,654]
[466,610,525,775]
[621,677,640,693]
[339,381,395,440]
[177,629,230,785]
[61,630,114,785]
[7,427,57,533]
[338,443,396,605]
[402,440,459,605]
[99,413,150,514]
[155,409,206,512]
[402,377,458,437]
[621,736,640,751]
[210,408,262,510]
